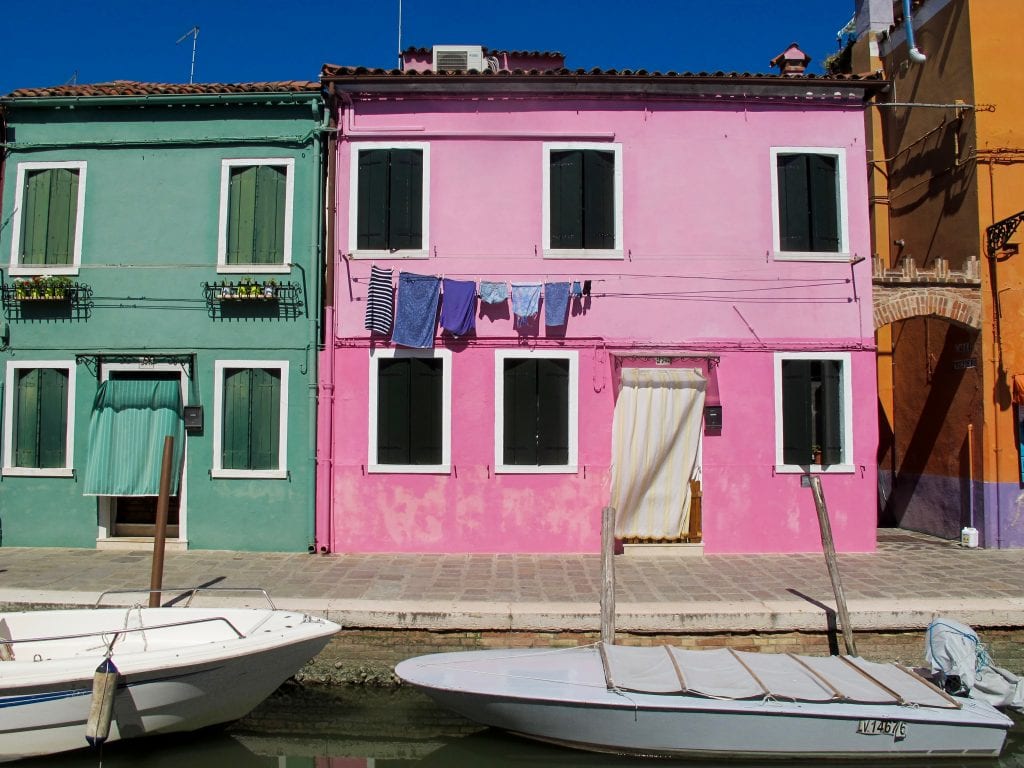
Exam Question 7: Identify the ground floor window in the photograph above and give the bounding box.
[3,361,75,475]
[369,349,451,473]
[775,352,852,469]
[495,350,578,472]
[213,360,289,478]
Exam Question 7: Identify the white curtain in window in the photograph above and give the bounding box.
[610,367,706,540]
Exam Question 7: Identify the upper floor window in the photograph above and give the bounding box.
[212,360,289,478]
[9,162,86,274]
[543,143,623,259]
[349,143,429,258]
[771,147,849,260]
[3,361,76,477]
[218,158,294,272]
[495,350,578,473]
[368,349,451,473]
[774,352,853,472]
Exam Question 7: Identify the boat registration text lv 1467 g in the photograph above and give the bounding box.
[857,720,907,739]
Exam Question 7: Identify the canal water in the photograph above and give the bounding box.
[21,684,1024,767]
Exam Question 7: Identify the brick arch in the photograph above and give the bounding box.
[873,286,982,330]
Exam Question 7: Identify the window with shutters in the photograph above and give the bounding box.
[770,147,849,260]
[543,143,623,259]
[217,158,294,272]
[3,361,76,476]
[9,162,86,275]
[212,360,289,478]
[368,349,451,473]
[774,352,853,472]
[495,350,578,473]
[349,142,430,258]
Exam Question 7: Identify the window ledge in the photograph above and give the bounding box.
[217,265,292,274]
[775,463,855,474]
[494,465,579,474]
[543,248,623,260]
[367,464,451,474]
[211,469,288,479]
[2,467,75,477]
[773,251,852,263]
[8,266,80,277]
[349,250,430,260]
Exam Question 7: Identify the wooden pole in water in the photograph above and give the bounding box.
[600,506,616,645]
[809,475,857,656]
[148,436,174,608]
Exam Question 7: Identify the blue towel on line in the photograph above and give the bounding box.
[544,282,571,327]
[440,278,477,336]
[511,282,542,328]
[392,272,441,348]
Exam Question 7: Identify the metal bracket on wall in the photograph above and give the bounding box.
[987,210,1024,258]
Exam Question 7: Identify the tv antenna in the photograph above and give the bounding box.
[176,25,200,83]
[397,0,403,69]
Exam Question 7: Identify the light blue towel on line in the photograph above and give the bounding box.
[544,282,571,327]
[511,282,542,328]
[392,272,441,348]
[479,281,508,304]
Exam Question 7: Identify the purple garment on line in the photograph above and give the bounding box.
[440,278,476,336]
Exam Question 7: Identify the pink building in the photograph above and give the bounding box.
[317,46,883,555]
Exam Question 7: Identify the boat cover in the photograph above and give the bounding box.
[601,644,959,709]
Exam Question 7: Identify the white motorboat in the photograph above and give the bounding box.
[0,595,339,762]
[396,643,1014,759]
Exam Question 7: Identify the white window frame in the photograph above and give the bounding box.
[368,347,451,473]
[770,146,850,262]
[96,362,190,543]
[217,158,295,274]
[212,360,290,479]
[2,360,77,477]
[494,349,579,474]
[542,142,623,260]
[8,161,87,276]
[773,351,854,474]
[348,142,431,259]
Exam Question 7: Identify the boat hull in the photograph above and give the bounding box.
[0,608,338,762]
[397,648,1013,759]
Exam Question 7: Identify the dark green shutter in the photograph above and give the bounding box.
[249,368,281,469]
[537,359,570,464]
[222,369,250,469]
[550,150,583,249]
[388,150,423,250]
[252,166,286,264]
[357,150,390,250]
[781,360,812,465]
[15,368,68,468]
[408,357,442,464]
[377,359,411,464]
[227,167,257,264]
[583,150,615,249]
[819,360,843,464]
[777,155,811,252]
[504,359,539,465]
[21,168,78,266]
[808,154,839,252]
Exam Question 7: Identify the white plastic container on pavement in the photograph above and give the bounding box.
[961,527,979,548]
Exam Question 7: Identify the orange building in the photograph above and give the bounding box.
[855,0,1024,547]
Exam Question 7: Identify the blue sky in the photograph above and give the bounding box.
[3,1,857,95]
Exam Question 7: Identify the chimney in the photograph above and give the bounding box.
[770,43,812,76]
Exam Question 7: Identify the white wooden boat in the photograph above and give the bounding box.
[396,643,1014,759]
[0,596,339,762]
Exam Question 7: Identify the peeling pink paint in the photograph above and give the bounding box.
[318,83,878,555]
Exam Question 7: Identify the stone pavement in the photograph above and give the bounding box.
[1,529,1022,634]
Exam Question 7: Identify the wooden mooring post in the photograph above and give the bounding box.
[148,436,175,608]
[601,506,616,645]
[809,475,857,656]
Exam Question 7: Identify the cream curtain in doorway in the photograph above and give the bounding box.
[611,367,706,540]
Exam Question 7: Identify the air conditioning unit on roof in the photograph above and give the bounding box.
[433,45,485,72]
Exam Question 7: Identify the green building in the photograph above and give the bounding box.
[0,81,325,552]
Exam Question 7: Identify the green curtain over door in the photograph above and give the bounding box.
[83,379,185,496]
